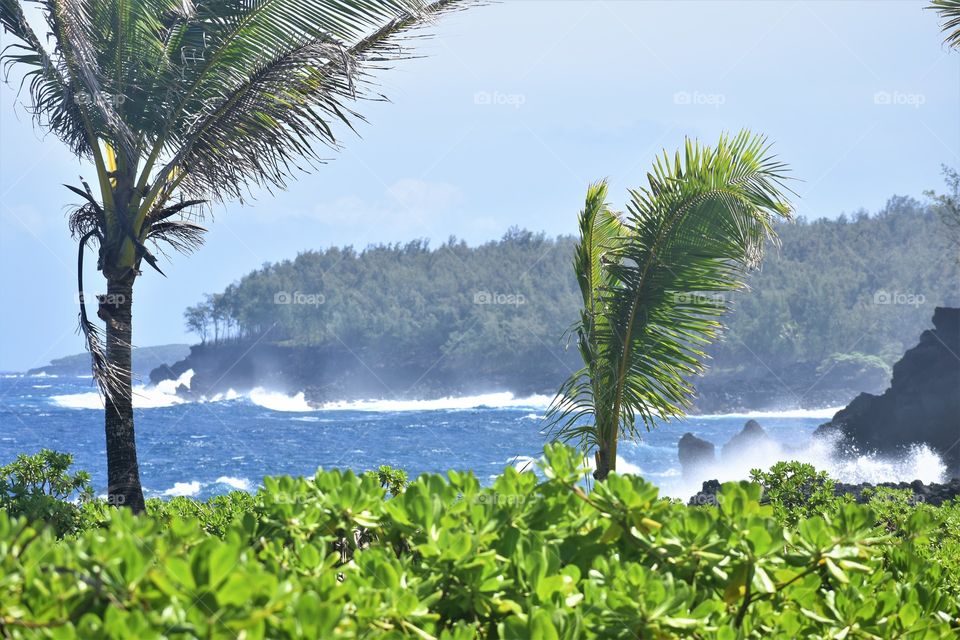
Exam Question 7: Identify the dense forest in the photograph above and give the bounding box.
[181,193,959,404]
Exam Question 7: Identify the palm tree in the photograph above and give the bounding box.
[546,131,793,481]
[0,0,465,512]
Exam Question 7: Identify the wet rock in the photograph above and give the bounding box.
[815,307,960,477]
[721,419,771,460]
[678,433,716,477]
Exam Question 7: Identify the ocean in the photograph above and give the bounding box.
[0,370,947,501]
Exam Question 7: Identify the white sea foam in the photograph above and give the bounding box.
[215,476,252,491]
[162,481,201,497]
[658,430,949,499]
[249,388,313,412]
[319,392,552,412]
[51,369,194,409]
[695,406,845,420]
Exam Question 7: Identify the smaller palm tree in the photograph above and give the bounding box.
[546,131,794,480]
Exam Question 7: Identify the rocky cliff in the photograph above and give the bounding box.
[815,307,960,476]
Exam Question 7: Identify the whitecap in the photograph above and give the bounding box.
[215,476,252,491]
[51,369,193,410]
[249,388,313,412]
[162,481,201,497]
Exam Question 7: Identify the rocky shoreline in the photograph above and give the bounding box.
[688,477,960,507]
[815,307,960,475]
[147,342,880,415]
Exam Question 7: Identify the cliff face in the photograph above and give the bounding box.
[816,307,960,475]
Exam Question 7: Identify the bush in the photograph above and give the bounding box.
[749,460,845,526]
[0,449,93,537]
[1,444,958,638]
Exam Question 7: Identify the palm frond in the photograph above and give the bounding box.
[0,0,92,154]
[930,0,960,49]
[153,0,465,204]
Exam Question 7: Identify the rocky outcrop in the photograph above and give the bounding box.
[815,307,960,476]
[678,433,716,477]
[688,477,960,507]
[721,419,771,460]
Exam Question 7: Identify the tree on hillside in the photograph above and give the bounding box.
[0,0,467,512]
[547,132,793,480]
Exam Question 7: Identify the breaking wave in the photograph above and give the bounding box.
[658,430,948,499]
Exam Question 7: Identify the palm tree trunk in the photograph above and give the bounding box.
[102,276,146,513]
[593,435,617,481]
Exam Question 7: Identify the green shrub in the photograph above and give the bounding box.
[749,460,845,526]
[364,464,408,497]
[0,444,958,638]
[145,491,256,538]
[0,449,93,537]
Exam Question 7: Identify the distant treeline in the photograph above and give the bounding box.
[185,195,959,380]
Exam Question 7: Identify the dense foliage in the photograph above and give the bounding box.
[2,446,960,638]
[186,194,960,383]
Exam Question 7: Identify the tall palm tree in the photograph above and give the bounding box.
[0,0,465,512]
[546,131,793,481]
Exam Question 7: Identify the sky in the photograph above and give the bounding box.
[0,0,958,371]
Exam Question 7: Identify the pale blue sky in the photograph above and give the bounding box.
[1,0,958,371]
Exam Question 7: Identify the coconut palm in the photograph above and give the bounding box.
[0,0,465,512]
[546,131,793,480]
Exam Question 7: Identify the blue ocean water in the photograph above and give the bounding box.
[0,372,940,500]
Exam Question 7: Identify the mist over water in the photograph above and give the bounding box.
[3,371,946,501]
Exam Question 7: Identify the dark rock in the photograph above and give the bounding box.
[678,433,716,477]
[688,479,722,506]
[721,419,771,460]
[815,307,960,477]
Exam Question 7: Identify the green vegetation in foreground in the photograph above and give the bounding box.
[2,449,959,638]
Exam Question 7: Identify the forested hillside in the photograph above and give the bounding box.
[179,195,959,407]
